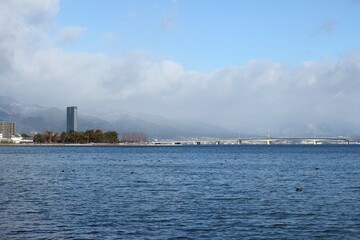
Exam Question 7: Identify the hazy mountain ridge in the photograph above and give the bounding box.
[0,96,236,139]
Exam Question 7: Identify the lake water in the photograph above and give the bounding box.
[1,145,360,239]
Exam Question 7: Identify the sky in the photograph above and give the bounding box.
[55,0,360,70]
[1,0,360,136]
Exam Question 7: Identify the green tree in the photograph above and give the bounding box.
[84,129,95,143]
[31,129,119,144]
[93,129,104,143]
[59,132,67,143]
[21,133,29,138]
[104,131,119,143]
[33,133,44,143]
[67,131,87,143]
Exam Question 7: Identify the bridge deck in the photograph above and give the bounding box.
[153,137,360,145]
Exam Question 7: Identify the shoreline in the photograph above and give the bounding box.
[1,142,359,146]
[0,143,147,146]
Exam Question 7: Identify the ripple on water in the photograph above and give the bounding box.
[1,145,360,239]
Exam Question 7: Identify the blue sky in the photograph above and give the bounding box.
[55,0,360,71]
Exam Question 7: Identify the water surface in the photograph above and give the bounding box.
[1,145,360,239]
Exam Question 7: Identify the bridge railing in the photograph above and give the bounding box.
[152,137,359,145]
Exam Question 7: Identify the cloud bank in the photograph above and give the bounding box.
[1,0,360,136]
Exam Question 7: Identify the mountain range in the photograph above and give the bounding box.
[0,95,236,139]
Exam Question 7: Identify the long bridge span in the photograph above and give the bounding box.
[152,137,360,145]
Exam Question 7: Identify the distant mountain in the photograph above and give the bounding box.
[0,96,236,139]
[105,112,236,140]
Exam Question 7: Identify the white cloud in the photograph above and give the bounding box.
[56,26,85,44]
[1,0,360,136]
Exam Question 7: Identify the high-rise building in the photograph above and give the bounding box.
[66,106,78,132]
[0,121,16,139]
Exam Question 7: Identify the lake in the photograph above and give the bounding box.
[1,145,360,239]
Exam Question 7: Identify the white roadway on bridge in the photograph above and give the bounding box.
[152,137,360,145]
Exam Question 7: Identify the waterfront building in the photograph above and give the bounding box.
[67,106,78,132]
[0,121,16,139]
[0,121,22,143]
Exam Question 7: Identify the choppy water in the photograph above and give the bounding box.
[1,145,360,239]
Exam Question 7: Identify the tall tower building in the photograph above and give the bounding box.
[66,106,78,132]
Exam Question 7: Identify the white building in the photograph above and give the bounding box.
[0,121,28,143]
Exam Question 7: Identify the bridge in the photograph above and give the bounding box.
[152,137,360,145]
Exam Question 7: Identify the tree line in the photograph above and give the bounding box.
[32,130,148,144]
[33,129,119,144]
[121,132,148,142]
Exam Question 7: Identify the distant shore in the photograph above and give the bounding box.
[2,136,360,146]
[0,142,152,146]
